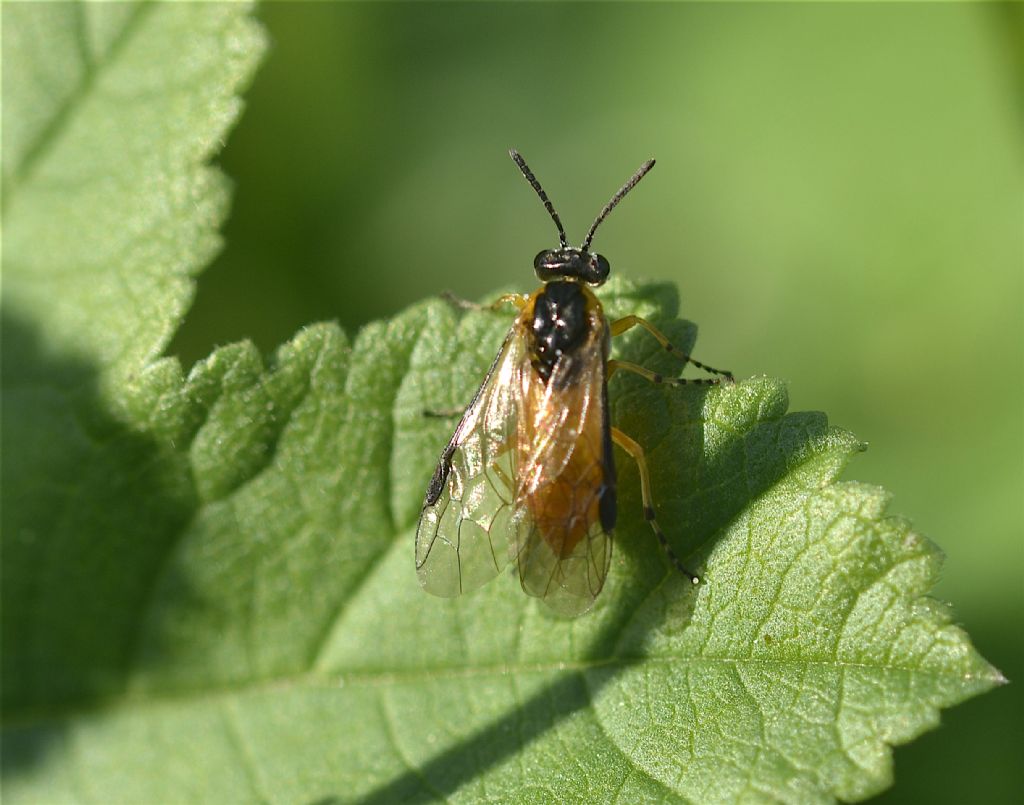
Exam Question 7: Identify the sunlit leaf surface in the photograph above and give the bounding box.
[1,4,1002,803]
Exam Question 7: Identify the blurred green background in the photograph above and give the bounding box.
[170,4,1023,802]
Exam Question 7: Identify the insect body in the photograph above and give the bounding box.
[416,150,733,615]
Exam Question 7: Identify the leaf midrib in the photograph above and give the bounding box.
[9,382,892,732]
[6,2,152,198]
[2,652,994,732]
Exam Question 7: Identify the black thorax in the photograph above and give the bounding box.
[529,281,589,383]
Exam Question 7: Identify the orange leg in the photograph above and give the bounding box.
[441,291,529,312]
[611,426,699,585]
[607,359,725,388]
[609,314,733,382]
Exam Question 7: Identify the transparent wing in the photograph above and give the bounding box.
[514,322,615,616]
[517,515,613,617]
[415,323,528,597]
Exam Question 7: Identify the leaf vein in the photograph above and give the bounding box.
[377,692,444,801]
[221,698,273,805]
[9,2,153,191]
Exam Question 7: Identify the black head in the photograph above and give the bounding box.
[533,247,609,285]
[510,149,655,288]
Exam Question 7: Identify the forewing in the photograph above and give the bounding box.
[415,323,528,597]
[515,324,615,616]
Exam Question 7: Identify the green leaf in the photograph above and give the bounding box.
[2,2,261,404]
[3,274,1002,802]
[1,5,1001,803]
[1,0,266,731]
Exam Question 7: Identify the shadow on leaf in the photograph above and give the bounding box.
[357,300,831,802]
[1,308,200,772]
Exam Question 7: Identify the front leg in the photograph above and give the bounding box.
[441,291,530,313]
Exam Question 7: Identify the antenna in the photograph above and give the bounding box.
[581,158,655,252]
[509,149,569,249]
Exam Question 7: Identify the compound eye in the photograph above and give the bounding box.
[534,249,558,274]
[591,254,610,282]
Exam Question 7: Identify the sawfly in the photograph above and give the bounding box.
[415,150,733,615]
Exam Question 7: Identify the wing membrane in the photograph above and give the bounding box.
[416,323,528,596]
[417,309,616,616]
[514,321,615,616]
[517,515,612,616]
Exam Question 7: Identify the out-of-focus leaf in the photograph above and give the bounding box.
[2,0,265,714]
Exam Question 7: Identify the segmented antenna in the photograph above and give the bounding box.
[581,158,655,252]
[509,149,569,249]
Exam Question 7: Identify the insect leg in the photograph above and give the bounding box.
[441,291,530,312]
[607,359,726,387]
[609,315,734,382]
[423,407,465,418]
[610,427,699,585]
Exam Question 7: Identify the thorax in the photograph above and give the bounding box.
[523,281,605,382]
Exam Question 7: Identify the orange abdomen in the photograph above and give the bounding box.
[518,379,606,559]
